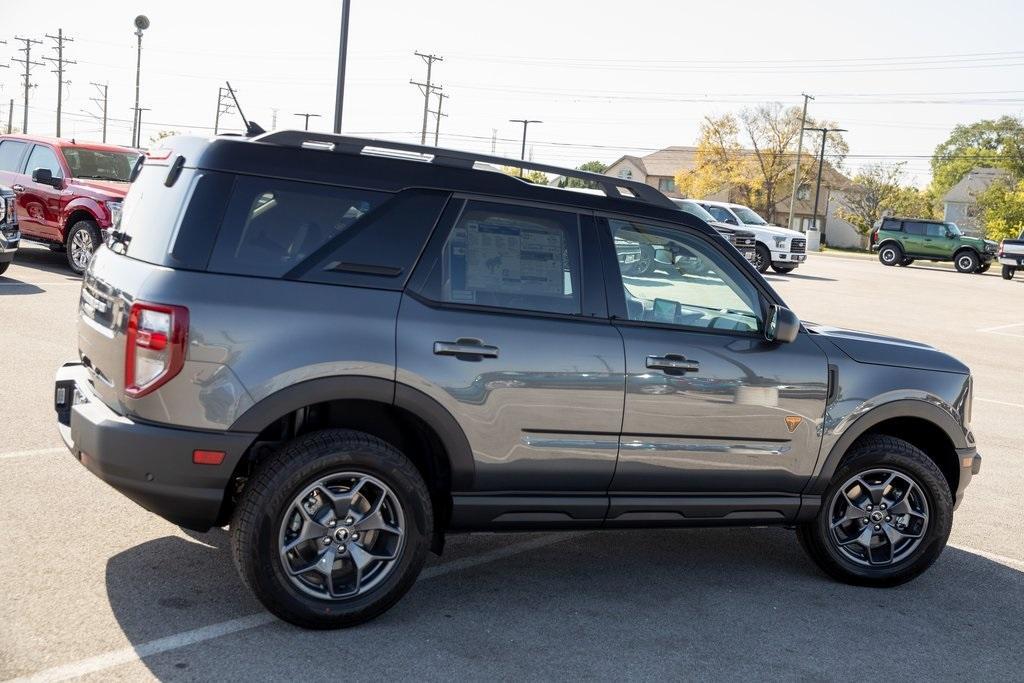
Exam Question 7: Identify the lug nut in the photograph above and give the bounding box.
[345,517,354,525]
[880,504,887,510]
[327,519,336,527]
[352,533,360,541]
[338,545,346,554]
[322,537,332,545]
[866,505,873,511]
[862,518,869,524]
[885,516,891,522]
[874,525,881,530]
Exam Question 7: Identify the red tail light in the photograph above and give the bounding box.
[125,301,189,398]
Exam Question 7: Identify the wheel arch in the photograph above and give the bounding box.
[808,399,965,498]
[953,246,980,261]
[63,208,99,242]
[876,239,904,256]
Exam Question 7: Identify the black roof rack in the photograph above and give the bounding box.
[251,130,676,210]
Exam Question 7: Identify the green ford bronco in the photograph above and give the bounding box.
[871,217,997,273]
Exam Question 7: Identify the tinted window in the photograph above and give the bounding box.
[904,222,927,236]
[925,223,946,238]
[673,200,717,222]
[704,205,737,224]
[606,218,760,334]
[25,145,63,178]
[423,200,582,315]
[881,218,902,231]
[207,176,387,278]
[0,140,28,172]
[63,147,139,182]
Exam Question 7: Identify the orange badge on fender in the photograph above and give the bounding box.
[785,416,802,432]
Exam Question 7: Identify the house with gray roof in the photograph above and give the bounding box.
[942,167,1011,232]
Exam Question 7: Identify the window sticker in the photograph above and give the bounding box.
[462,220,565,296]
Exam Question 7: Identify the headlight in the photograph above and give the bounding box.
[105,200,123,229]
[773,236,787,248]
[0,196,6,223]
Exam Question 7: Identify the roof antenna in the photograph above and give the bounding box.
[225,80,265,137]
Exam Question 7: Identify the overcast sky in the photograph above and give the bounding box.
[5,0,1024,184]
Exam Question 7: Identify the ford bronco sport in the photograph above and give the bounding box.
[871,217,998,273]
[55,132,981,629]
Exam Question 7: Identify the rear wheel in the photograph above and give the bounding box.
[753,244,771,273]
[771,264,796,274]
[231,429,433,629]
[797,435,952,587]
[954,250,980,273]
[878,244,902,266]
[65,219,101,275]
[1003,265,1016,280]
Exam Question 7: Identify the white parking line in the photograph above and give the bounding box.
[977,322,1024,338]
[0,281,81,287]
[7,531,586,683]
[950,544,1024,570]
[975,397,1024,410]
[0,447,66,461]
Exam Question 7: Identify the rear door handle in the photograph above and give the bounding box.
[646,354,700,373]
[11,184,24,193]
[433,339,499,359]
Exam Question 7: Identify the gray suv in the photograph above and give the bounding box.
[55,132,981,629]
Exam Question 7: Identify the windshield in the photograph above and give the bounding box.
[731,207,768,225]
[673,200,717,223]
[944,222,962,237]
[63,147,140,182]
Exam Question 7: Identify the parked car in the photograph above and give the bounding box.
[56,132,980,629]
[997,230,1024,280]
[870,217,998,273]
[671,198,757,262]
[0,134,140,274]
[691,199,808,274]
[0,185,19,276]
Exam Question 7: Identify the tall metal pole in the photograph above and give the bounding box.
[132,29,142,147]
[431,91,448,146]
[333,0,351,134]
[509,119,541,177]
[7,99,13,134]
[805,127,847,248]
[786,93,813,231]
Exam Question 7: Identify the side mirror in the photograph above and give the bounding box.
[32,168,63,188]
[765,304,800,343]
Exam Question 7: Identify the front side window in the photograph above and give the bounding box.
[945,222,963,236]
[731,206,768,225]
[26,145,63,179]
[63,147,140,182]
[704,205,737,225]
[0,140,28,172]
[606,218,761,334]
[207,176,387,278]
[424,201,581,316]
[925,223,946,238]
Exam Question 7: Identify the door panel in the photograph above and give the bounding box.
[18,145,66,241]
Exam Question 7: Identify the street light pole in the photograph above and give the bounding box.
[785,93,813,232]
[131,15,149,148]
[333,0,351,134]
[509,119,541,177]
[804,126,847,248]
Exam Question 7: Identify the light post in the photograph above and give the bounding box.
[804,126,846,247]
[333,0,351,134]
[131,15,149,148]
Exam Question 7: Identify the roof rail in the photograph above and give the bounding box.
[250,130,677,210]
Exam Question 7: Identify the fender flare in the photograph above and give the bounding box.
[62,197,105,230]
[229,375,475,490]
[806,398,967,495]
[952,246,980,261]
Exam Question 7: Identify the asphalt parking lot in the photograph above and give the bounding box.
[2,243,1023,682]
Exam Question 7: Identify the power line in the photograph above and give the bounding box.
[12,36,44,133]
[410,51,443,144]
[87,82,108,142]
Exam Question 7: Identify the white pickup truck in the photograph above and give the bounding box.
[998,230,1024,280]
[693,199,808,274]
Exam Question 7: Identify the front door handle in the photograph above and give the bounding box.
[433,338,500,359]
[11,184,24,193]
[646,354,700,373]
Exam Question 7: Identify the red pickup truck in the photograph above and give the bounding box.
[0,135,140,274]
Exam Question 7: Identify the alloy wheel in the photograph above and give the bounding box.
[827,468,929,567]
[278,472,406,600]
[71,229,94,271]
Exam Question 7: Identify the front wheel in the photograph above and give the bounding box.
[977,262,991,274]
[954,250,980,273]
[231,429,433,629]
[797,435,952,587]
[899,257,915,266]
[753,244,771,273]
[1003,265,1016,280]
[65,219,101,275]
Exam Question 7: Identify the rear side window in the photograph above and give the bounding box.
[419,200,582,315]
[0,140,28,172]
[881,218,901,231]
[207,176,387,278]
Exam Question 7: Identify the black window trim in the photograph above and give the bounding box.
[593,211,779,340]
[405,194,609,322]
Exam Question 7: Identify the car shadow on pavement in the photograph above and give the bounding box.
[764,273,836,283]
[0,278,45,294]
[6,243,80,279]
[103,527,1024,680]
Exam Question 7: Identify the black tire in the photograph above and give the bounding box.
[977,262,991,274]
[65,219,101,275]
[48,244,65,252]
[899,257,914,266]
[797,435,952,587]
[1003,265,1016,280]
[753,244,771,273]
[877,243,902,266]
[0,261,9,276]
[231,429,433,629]
[953,250,980,274]
[770,264,796,274]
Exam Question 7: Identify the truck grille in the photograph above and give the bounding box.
[791,238,806,253]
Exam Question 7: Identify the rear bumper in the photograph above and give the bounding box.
[954,446,981,510]
[55,362,256,530]
[998,256,1022,267]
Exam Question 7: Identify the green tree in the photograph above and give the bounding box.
[977,178,1024,241]
[675,103,847,223]
[838,163,936,236]
[500,165,548,184]
[930,116,1024,203]
[149,130,181,145]
[559,161,608,188]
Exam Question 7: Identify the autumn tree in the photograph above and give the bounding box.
[558,161,608,188]
[676,103,848,223]
[500,165,548,184]
[837,163,935,236]
[977,178,1024,241]
[930,116,1024,203]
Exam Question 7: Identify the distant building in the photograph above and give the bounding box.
[942,167,1011,232]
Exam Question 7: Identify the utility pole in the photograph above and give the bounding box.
[785,93,813,232]
[131,16,150,148]
[293,112,321,130]
[89,82,108,142]
[803,127,847,248]
[214,86,235,134]
[333,0,351,134]
[271,108,279,129]
[429,91,448,146]
[131,107,151,147]
[491,128,497,154]
[6,99,13,134]
[410,52,443,144]
[44,29,75,137]
[509,119,542,177]
[12,37,44,134]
